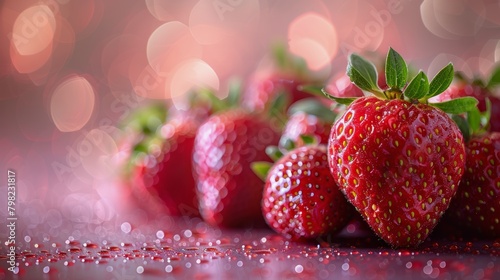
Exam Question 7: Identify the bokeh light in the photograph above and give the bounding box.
[146,21,202,74]
[288,12,338,70]
[1,1,500,262]
[79,129,119,180]
[189,0,261,45]
[11,5,56,56]
[170,59,220,98]
[50,74,96,132]
[420,0,486,39]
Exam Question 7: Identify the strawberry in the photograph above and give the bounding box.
[126,104,209,217]
[253,144,353,240]
[193,109,281,228]
[325,48,478,247]
[279,98,336,148]
[430,66,500,132]
[445,106,500,238]
[243,44,325,112]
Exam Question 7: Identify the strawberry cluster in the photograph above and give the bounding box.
[123,46,500,248]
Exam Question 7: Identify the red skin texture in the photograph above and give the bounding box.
[193,110,281,228]
[133,114,200,217]
[328,96,466,247]
[262,145,353,240]
[280,112,332,147]
[446,132,500,238]
[432,83,500,132]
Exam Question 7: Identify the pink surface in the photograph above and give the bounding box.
[1,0,500,279]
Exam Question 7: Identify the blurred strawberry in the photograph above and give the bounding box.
[193,109,281,227]
[430,66,500,132]
[121,91,213,217]
[279,98,336,148]
[131,108,207,217]
[443,105,500,238]
[243,44,326,112]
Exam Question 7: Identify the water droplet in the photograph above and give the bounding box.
[24,236,31,242]
[342,263,349,271]
[295,264,304,273]
[121,222,132,234]
[43,266,50,273]
[165,265,173,273]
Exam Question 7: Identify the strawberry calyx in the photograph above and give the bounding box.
[251,135,319,182]
[452,99,492,142]
[323,48,478,115]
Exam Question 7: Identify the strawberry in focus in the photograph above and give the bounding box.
[254,144,353,241]
[326,48,477,247]
[193,109,281,228]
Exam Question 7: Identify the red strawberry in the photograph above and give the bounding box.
[325,48,477,247]
[447,132,500,238]
[193,109,281,228]
[255,145,353,240]
[243,44,325,111]
[430,66,500,132]
[279,99,336,148]
[130,107,208,217]
[445,107,500,238]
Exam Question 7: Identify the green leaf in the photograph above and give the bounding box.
[466,106,481,134]
[385,47,408,89]
[279,138,296,151]
[273,43,287,70]
[265,146,283,161]
[430,96,478,114]
[251,162,273,182]
[299,134,317,146]
[483,97,492,128]
[428,63,454,98]
[404,71,429,99]
[321,88,357,106]
[288,98,337,123]
[487,65,500,89]
[297,84,324,96]
[227,78,242,107]
[347,53,380,93]
[451,114,471,142]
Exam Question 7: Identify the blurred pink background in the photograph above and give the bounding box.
[1,0,500,242]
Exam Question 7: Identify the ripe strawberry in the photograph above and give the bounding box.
[129,106,208,217]
[254,145,353,240]
[243,44,325,111]
[279,99,336,148]
[445,107,500,238]
[430,66,500,132]
[325,48,477,247]
[193,109,281,228]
